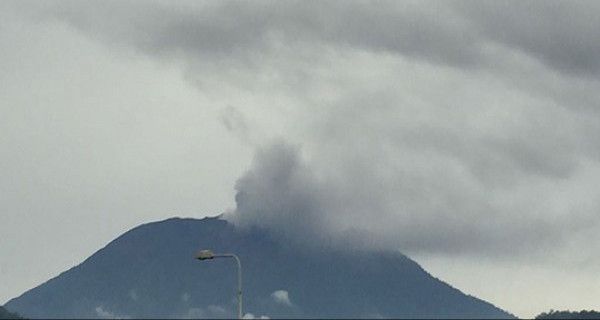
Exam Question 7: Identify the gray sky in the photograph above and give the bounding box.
[2,1,600,317]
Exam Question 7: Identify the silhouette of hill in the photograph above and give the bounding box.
[6,217,513,318]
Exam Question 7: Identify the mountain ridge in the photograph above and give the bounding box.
[5,216,514,319]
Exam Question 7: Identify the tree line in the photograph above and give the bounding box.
[536,310,600,319]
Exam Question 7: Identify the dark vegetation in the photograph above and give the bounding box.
[536,310,600,319]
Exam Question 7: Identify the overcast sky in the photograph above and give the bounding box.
[3,1,600,317]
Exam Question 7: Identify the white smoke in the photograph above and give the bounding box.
[228,140,600,259]
[95,306,130,319]
[242,313,270,319]
[271,290,292,307]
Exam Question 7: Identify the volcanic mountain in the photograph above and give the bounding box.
[5,216,513,318]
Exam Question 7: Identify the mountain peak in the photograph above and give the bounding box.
[6,217,513,319]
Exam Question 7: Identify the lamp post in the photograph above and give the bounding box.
[195,249,243,319]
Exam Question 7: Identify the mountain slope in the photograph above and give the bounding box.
[0,306,22,319]
[6,217,513,318]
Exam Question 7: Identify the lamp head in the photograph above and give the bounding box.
[196,249,215,260]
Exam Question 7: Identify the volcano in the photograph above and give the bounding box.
[5,216,512,318]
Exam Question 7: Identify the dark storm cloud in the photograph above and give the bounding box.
[44,1,600,77]
[47,1,479,65]
[455,0,600,77]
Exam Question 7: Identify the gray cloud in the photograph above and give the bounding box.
[454,0,600,77]
[44,1,478,66]
[35,0,600,78]
[35,0,600,259]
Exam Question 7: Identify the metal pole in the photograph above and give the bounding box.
[233,255,242,320]
[218,254,242,319]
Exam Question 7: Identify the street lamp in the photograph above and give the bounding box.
[195,249,243,319]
